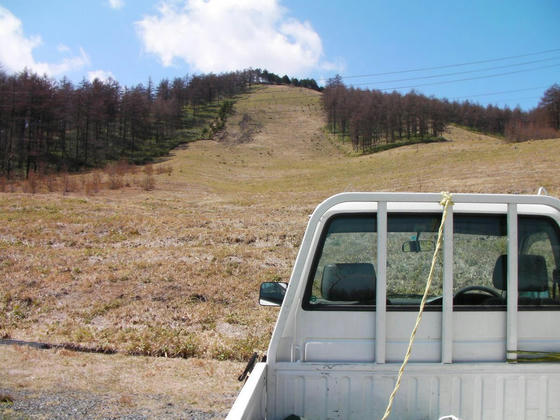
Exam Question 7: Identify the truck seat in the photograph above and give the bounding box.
[491,254,553,305]
[321,263,376,302]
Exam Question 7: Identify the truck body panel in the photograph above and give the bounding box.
[271,363,560,420]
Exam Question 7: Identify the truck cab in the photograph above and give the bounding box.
[229,192,560,420]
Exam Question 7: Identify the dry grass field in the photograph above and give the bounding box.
[1,84,559,416]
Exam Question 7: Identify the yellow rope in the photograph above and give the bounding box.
[380,192,454,420]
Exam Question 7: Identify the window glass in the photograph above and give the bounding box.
[386,215,442,306]
[305,212,560,310]
[518,217,560,306]
[453,215,507,306]
[453,215,560,307]
[305,214,445,308]
[306,215,377,307]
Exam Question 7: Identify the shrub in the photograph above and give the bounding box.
[156,165,173,176]
[92,172,102,192]
[505,120,560,142]
[0,328,10,339]
[141,164,155,191]
[84,173,102,195]
[62,173,77,194]
[23,171,40,194]
[84,179,94,195]
[106,163,124,190]
[45,174,59,192]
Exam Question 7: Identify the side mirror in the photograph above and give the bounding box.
[402,239,435,252]
[259,282,288,306]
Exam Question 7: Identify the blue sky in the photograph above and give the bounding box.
[0,0,558,110]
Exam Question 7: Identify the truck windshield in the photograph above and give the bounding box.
[304,213,560,310]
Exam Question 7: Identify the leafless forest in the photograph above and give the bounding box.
[0,68,559,178]
[322,76,560,151]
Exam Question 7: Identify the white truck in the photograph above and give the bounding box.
[227,192,560,420]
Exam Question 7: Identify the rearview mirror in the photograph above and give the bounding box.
[259,282,288,306]
[402,240,435,252]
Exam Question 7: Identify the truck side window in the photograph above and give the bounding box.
[305,215,377,307]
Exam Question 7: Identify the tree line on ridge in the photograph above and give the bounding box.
[0,68,318,179]
[322,76,560,152]
[0,65,558,178]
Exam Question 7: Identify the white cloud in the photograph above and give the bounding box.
[135,0,336,76]
[87,69,115,82]
[108,0,125,10]
[0,6,89,76]
[57,44,71,53]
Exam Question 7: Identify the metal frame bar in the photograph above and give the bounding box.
[507,204,518,361]
[376,201,387,364]
[442,205,454,364]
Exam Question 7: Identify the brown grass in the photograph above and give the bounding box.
[1,85,559,409]
[156,165,173,176]
[1,87,559,358]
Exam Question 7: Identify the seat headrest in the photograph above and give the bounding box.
[493,254,548,292]
[321,263,376,302]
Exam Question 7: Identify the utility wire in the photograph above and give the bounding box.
[234,80,555,103]
[348,56,560,86]
[451,85,550,100]
[244,60,558,97]
[491,95,542,104]
[369,63,560,91]
[322,48,560,80]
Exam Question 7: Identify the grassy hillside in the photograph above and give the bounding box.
[1,84,559,413]
[2,84,560,354]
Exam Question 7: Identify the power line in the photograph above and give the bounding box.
[248,87,547,108]
[243,95,546,114]
[245,59,559,97]
[348,56,560,86]
[451,86,550,100]
[489,96,542,104]
[321,48,560,81]
[242,58,558,98]
[369,63,560,91]
[243,64,560,102]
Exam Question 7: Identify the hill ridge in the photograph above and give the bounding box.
[167,84,559,197]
